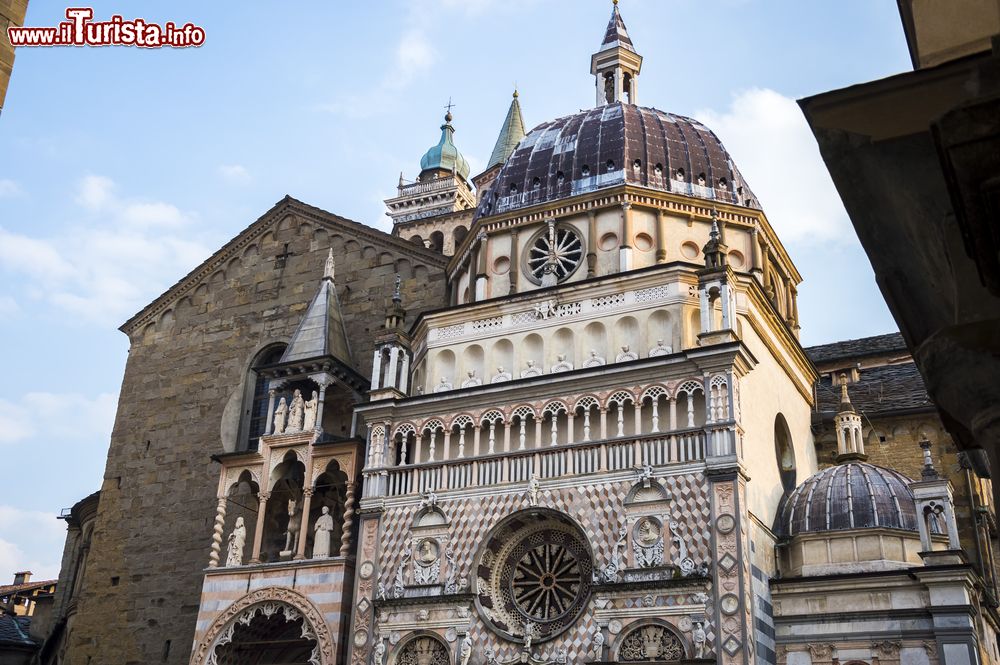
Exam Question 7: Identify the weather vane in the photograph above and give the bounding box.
[445,98,455,115]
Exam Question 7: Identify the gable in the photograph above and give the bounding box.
[120,196,448,337]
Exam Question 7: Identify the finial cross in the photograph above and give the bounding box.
[444,98,455,114]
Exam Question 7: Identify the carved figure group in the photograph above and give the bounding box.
[272,388,319,434]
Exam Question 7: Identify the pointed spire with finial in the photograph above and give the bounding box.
[601,0,635,53]
[591,0,642,105]
[834,374,868,462]
[702,211,729,270]
[486,89,527,170]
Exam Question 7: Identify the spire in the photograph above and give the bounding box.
[591,2,642,105]
[833,374,867,462]
[486,90,527,170]
[280,257,352,366]
[600,0,636,53]
[702,213,729,270]
[920,439,940,479]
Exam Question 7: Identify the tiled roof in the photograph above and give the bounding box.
[0,614,35,646]
[814,362,934,417]
[0,580,56,598]
[805,332,907,365]
[486,92,527,171]
[477,104,759,219]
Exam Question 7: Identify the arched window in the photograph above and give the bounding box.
[240,344,286,451]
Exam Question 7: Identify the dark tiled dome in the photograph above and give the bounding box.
[779,463,919,537]
[476,103,759,219]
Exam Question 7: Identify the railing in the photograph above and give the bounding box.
[367,427,710,499]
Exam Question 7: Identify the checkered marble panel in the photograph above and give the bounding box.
[376,474,713,585]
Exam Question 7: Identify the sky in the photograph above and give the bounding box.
[0,1,911,583]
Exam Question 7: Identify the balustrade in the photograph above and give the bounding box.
[367,427,711,499]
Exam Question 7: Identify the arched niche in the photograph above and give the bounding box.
[645,310,673,354]
[460,344,485,386]
[774,413,796,492]
[520,333,545,375]
[389,633,450,665]
[550,327,575,368]
[613,620,688,662]
[262,452,305,562]
[429,349,456,392]
[223,470,260,566]
[490,338,514,379]
[613,315,640,358]
[309,460,349,558]
[583,321,609,363]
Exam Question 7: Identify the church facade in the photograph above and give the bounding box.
[45,5,999,665]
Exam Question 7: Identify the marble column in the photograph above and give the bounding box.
[295,487,314,560]
[250,492,269,564]
[208,496,227,567]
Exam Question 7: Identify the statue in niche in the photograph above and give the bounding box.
[461,370,481,388]
[491,366,511,383]
[616,345,638,362]
[460,633,473,665]
[302,390,319,430]
[313,506,334,558]
[521,359,543,378]
[225,516,246,567]
[282,499,301,555]
[648,339,672,357]
[583,349,606,367]
[372,629,386,665]
[633,517,664,568]
[273,397,288,435]
[692,622,707,658]
[551,354,574,373]
[434,377,453,393]
[287,389,305,432]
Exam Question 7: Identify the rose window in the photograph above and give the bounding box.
[524,225,584,285]
[475,511,593,643]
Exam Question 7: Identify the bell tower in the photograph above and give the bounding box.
[591,0,643,105]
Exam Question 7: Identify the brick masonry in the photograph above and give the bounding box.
[63,199,448,665]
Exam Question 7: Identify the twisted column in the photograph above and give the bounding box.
[340,482,356,556]
[208,496,227,567]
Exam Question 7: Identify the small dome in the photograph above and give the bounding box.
[419,114,471,181]
[779,463,919,537]
[476,103,758,219]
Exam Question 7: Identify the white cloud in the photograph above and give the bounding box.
[0,175,214,324]
[75,174,116,211]
[696,88,852,243]
[394,31,436,82]
[0,506,67,583]
[0,179,22,198]
[218,164,252,185]
[0,392,117,445]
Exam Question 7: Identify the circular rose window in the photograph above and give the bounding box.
[523,225,584,285]
[475,510,593,643]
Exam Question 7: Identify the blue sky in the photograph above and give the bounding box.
[0,1,910,581]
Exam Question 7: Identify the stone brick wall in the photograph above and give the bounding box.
[64,201,448,665]
[0,0,29,113]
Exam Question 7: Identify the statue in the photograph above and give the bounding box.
[648,339,672,357]
[461,369,482,388]
[372,630,387,665]
[419,489,439,512]
[692,622,707,658]
[636,463,654,487]
[444,547,458,594]
[282,499,301,555]
[324,248,336,281]
[615,345,638,362]
[376,581,387,601]
[551,354,573,373]
[273,397,288,434]
[460,633,473,665]
[225,517,246,567]
[484,646,499,665]
[583,349,606,367]
[491,366,512,383]
[434,377,453,393]
[591,630,605,660]
[523,620,536,652]
[393,538,412,597]
[313,506,334,558]
[521,359,542,378]
[288,389,305,432]
[527,474,540,507]
[603,524,628,582]
[302,390,319,430]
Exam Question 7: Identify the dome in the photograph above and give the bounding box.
[779,463,919,537]
[477,103,759,219]
[419,113,471,181]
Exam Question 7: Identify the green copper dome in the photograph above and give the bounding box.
[419,112,471,181]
